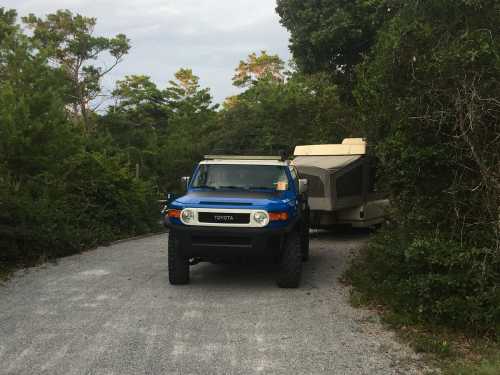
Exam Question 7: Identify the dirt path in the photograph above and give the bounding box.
[0,232,431,374]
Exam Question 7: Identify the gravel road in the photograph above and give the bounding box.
[0,232,430,375]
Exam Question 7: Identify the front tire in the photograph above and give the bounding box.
[168,230,189,285]
[277,232,302,288]
[301,218,310,262]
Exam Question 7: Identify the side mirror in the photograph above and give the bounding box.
[181,176,190,191]
[298,179,308,195]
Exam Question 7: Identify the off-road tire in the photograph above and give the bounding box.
[301,215,310,262]
[277,232,302,288]
[168,230,189,285]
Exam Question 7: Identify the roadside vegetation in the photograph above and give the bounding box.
[1,1,499,372]
[277,0,500,372]
[0,8,349,271]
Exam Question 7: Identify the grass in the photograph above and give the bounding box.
[0,262,15,282]
[446,354,500,375]
[347,289,500,374]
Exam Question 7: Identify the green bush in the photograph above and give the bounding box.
[346,228,500,333]
[0,153,160,266]
[342,0,500,334]
[0,9,160,269]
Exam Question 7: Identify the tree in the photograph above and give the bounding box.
[352,0,500,330]
[23,10,130,129]
[356,0,500,236]
[276,0,396,89]
[98,75,169,184]
[0,8,25,81]
[101,68,218,193]
[0,8,76,179]
[0,8,157,269]
[165,68,213,110]
[113,75,166,110]
[217,72,353,154]
[160,68,217,191]
[111,75,170,132]
[232,51,285,88]
[0,7,16,37]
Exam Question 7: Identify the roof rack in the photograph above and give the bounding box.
[204,155,286,161]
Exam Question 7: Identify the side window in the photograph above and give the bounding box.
[336,165,363,198]
[302,174,325,197]
[289,166,299,192]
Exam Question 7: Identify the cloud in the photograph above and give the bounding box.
[5,0,291,103]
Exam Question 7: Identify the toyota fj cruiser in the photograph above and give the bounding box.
[165,154,310,288]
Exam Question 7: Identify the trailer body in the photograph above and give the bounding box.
[292,139,388,229]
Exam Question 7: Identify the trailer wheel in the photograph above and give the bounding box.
[168,230,189,285]
[277,232,302,288]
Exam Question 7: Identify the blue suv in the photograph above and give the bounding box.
[165,155,310,288]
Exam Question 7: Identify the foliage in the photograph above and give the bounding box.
[232,51,285,88]
[0,9,156,268]
[104,68,218,193]
[276,0,500,334]
[276,0,398,89]
[217,72,354,154]
[22,10,130,129]
[113,75,167,110]
[447,354,500,375]
[356,0,500,224]
[348,0,500,332]
[346,229,500,331]
[2,0,499,348]
[1,6,356,271]
[0,155,158,265]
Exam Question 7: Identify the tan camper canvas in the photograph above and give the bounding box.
[292,139,388,228]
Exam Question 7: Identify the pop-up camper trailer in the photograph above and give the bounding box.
[292,138,389,229]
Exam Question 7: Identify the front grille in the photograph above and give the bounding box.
[198,212,250,224]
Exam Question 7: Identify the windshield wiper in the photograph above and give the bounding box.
[218,186,244,190]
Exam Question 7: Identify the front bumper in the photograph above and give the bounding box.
[170,221,297,259]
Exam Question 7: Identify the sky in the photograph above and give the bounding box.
[4,0,292,104]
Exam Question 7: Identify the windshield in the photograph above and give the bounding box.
[192,164,289,191]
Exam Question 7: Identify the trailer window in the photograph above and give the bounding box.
[336,165,363,198]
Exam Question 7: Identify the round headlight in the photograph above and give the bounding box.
[181,209,195,223]
[253,211,269,226]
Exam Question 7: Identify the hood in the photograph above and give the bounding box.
[174,190,289,210]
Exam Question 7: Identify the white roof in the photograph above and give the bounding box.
[292,155,362,171]
[200,159,289,166]
[294,138,366,156]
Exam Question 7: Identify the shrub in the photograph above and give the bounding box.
[0,153,160,267]
[347,0,500,333]
[346,228,500,333]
